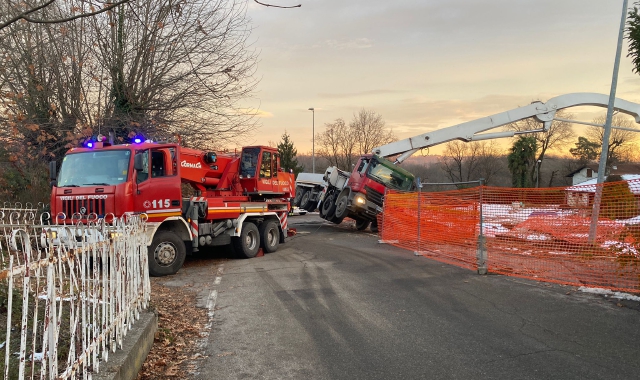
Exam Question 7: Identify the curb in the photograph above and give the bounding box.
[94,309,158,380]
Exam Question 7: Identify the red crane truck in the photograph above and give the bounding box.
[49,139,295,276]
[310,93,640,232]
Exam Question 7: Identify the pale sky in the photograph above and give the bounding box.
[243,0,640,155]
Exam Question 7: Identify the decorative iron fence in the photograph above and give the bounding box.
[0,203,150,379]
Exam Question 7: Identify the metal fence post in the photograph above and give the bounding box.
[414,177,423,256]
[476,178,487,275]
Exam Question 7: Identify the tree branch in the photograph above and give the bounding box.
[1,0,132,31]
[254,1,301,9]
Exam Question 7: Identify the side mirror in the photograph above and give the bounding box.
[49,161,57,188]
[134,153,145,171]
[49,161,57,180]
[204,152,217,164]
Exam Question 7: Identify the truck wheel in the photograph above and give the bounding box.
[259,220,279,253]
[318,201,326,218]
[232,222,260,258]
[329,214,344,225]
[370,220,379,233]
[321,193,337,219]
[293,187,305,207]
[355,218,370,231]
[148,231,187,277]
[299,190,312,210]
[334,192,349,219]
[304,200,317,212]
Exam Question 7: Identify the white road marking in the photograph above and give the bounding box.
[197,265,223,351]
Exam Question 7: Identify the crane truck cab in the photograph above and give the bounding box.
[50,139,295,276]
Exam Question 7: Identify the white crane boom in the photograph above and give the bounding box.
[372,93,640,163]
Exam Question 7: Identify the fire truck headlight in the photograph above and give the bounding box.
[46,230,58,240]
[355,195,366,205]
[110,232,121,239]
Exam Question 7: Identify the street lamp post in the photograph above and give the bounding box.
[308,107,315,173]
[536,159,541,188]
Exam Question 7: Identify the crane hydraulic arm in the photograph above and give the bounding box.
[372,93,640,163]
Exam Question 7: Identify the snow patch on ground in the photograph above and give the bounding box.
[601,241,639,255]
[482,223,509,237]
[578,287,640,302]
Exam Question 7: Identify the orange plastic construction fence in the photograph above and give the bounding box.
[380,179,640,293]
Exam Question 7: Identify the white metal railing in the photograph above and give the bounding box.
[0,203,150,379]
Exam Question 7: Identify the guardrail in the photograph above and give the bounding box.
[0,203,150,379]
[380,179,640,293]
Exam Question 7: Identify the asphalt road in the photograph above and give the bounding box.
[174,213,640,380]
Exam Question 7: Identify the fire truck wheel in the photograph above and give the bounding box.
[355,218,370,231]
[259,220,280,253]
[232,222,260,259]
[293,187,305,207]
[334,192,349,219]
[299,190,312,210]
[148,231,186,277]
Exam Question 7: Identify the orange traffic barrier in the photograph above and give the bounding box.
[380,179,640,293]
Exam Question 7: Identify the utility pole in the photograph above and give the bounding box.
[589,0,629,243]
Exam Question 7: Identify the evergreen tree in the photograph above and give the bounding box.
[627,3,640,75]
[277,131,303,175]
[569,136,600,162]
[507,136,537,188]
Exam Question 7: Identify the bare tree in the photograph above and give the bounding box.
[350,109,395,155]
[90,0,259,147]
[316,109,396,171]
[253,1,301,8]
[316,118,357,170]
[0,0,131,31]
[507,109,575,184]
[439,141,470,184]
[439,140,503,186]
[475,141,504,185]
[585,114,639,165]
[0,1,100,161]
[1,0,259,160]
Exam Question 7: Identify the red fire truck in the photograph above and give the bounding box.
[49,138,295,276]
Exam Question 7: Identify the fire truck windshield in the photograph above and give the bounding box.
[58,150,131,187]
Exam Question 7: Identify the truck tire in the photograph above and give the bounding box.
[355,218,370,231]
[293,187,305,207]
[329,214,344,224]
[299,190,312,210]
[370,219,379,233]
[259,220,279,253]
[318,200,326,218]
[321,193,337,220]
[232,222,260,259]
[304,200,317,212]
[334,192,349,219]
[148,231,187,277]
